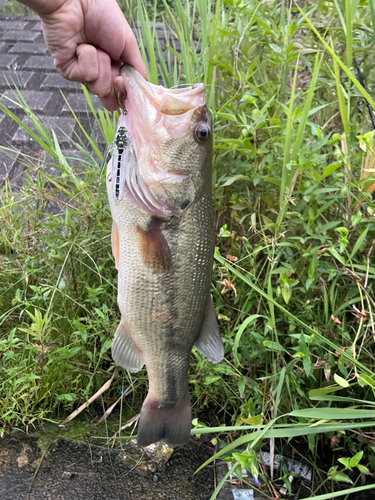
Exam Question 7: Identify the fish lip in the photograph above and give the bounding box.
[120,65,206,118]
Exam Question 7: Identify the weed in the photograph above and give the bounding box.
[1,0,375,497]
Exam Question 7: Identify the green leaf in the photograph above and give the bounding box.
[221,174,251,186]
[329,471,353,484]
[56,393,77,402]
[358,374,375,389]
[349,451,363,468]
[334,374,349,388]
[328,247,346,265]
[234,314,265,366]
[350,227,369,259]
[215,112,238,122]
[338,457,351,468]
[214,254,372,376]
[194,422,375,471]
[290,407,375,419]
[299,485,375,500]
[262,340,287,352]
[357,464,370,475]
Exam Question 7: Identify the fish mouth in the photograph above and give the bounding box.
[116,66,207,217]
[120,65,206,134]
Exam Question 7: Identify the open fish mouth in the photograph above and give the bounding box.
[103,67,210,217]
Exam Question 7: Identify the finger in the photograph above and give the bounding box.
[85,48,112,98]
[114,75,126,99]
[71,44,99,83]
[95,65,124,112]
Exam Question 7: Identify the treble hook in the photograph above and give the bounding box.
[117,92,127,115]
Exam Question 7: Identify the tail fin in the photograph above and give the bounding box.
[137,396,191,447]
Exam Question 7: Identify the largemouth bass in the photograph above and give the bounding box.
[106,65,224,447]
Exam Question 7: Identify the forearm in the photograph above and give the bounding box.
[16,0,67,16]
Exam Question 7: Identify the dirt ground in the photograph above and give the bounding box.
[0,430,215,500]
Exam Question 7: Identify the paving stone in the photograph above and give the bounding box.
[61,92,103,116]
[0,70,35,90]
[41,73,81,92]
[0,20,27,30]
[13,116,76,148]
[0,42,8,53]
[1,30,40,42]
[0,13,22,19]
[0,54,17,69]
[90,122,107,146]
[0,147,18,181]
[24,15,40,21]
[9,42,49,55]
[0,113,19,147]
[23,55,55,71]
[1,90,54,114]
[31,22,42,31]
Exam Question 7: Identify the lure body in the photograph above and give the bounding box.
[100,126,129,205]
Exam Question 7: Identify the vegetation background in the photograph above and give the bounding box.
[1,0,375,498]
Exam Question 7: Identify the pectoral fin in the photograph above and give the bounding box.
[194,297,224,363]
[111,221,120,270]
[111,320,144,372]
[137,217,171,272]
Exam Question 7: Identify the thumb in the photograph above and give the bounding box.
[119,28,147,79]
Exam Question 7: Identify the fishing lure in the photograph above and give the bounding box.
[100,126,129,204]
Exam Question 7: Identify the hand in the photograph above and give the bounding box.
[20,0,146,111]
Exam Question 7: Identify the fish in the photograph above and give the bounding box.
[105,65,224,447]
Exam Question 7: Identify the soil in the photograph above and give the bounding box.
[0,428,215,500]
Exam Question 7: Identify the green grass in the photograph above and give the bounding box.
[0,1,32,16]
[1,0,375,497]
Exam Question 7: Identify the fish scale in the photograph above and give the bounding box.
[106,65,224,447]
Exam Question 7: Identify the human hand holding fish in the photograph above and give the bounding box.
[16,0,146,111]
[104,66,224,447]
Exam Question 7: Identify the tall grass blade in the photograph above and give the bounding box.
[214,253,372,375]
[60,93,101,160]
[273,366,286,417]
[302,484,375,500]
[332,0,346,34]
[345,0,352,67]
[370,0,375,41]
[138,3,159,84]
[300,6,375,109]
[277,53,322,230]
[209,463,237,500]
[331,39,350,135]
[195,421,375,471]
[277,57,298,223]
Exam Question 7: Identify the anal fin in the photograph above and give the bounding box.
[111,320,144,372]
[194,297,224,363]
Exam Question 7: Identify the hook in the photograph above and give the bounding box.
[117,92,127,115]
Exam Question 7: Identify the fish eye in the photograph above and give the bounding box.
[194,123,210,143]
